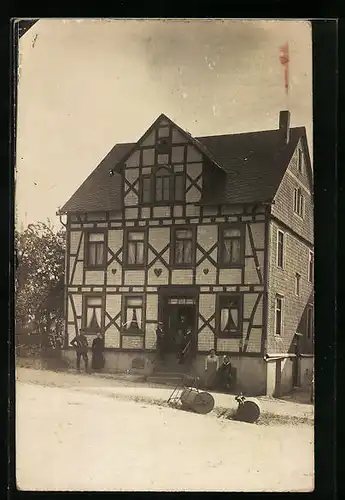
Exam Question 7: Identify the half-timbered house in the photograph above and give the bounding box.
[58,110,314,396]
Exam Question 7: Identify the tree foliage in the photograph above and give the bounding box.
[15,221,66,348]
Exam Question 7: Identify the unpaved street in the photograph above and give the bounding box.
[16,377,314,492]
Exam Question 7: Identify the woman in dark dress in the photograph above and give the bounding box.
[91,332,105,371]
[215,355,233,392]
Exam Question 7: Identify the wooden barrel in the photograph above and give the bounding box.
[235,398,261,423]
[180,387,215,414]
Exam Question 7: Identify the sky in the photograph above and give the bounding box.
[16,19,312,230]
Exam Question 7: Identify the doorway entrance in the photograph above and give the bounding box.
[160,296,197,356]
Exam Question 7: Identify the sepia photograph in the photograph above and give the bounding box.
[14,18,314,492]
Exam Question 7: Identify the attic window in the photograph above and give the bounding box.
[156,137,171,154]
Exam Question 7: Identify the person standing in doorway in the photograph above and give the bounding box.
[91,332,105,371]
[204,349,219,389]
[70,330,89,372]
[156,322,165,361]
[175,315,186,360]
[179,327,193,364]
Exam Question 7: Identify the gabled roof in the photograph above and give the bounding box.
[111,113,227,174]
[60,117,310,214]
[198,126,308,205]
[60,143,131,213]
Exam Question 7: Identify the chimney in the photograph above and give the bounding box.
[279,110,290,144]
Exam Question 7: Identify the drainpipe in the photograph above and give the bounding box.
[56,208,67,228]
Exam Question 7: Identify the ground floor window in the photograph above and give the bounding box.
[83,295,103,333]
[275,295,283,335]
[122,296,144,335]
[217,294,242,338]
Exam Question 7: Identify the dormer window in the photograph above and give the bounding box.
[140,166,184,205]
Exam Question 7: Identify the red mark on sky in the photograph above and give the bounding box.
[279,42,289,95]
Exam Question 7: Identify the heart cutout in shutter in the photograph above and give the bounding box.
[154,268,162,277]
[203,268,209,275]
[111,268,117,275]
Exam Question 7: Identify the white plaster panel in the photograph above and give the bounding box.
[104,325,120,348]
[218,268,242,285]
[125,150,140,167]
[122,336,144,349]
[85,270,104,285]
[171,269,193,284]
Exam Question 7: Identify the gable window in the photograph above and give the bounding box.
[277,230,284,268]
[86,232,106,268]
[155,168,171,202]
[217,294,242,338]
[123,296,144,335]
[295,273,301,296]
[83,296,103,333]
[308,251,314,283]
[306,305,314,339]
[297,149,303,174]
[140,168,184,204]
[293,187,304,217]
[141,175,152,204]
[156,136,171,154]
[125,230,146,267]
[275,296,283,336]
[172,227,195,266]
[219,226,243,267]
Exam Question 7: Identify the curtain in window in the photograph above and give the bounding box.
[231,240,240,263]
[223,229,241,264]
[96,243,104,265]
[88,245,96,266]
[126,298,142,331]
[175,240,184,263]
[136,242,144,264]
[229,306,238,328]
[128,242,136,264]
[184,240,192,263]
[128,232,144,265]
[220,308,229,331]
[87,307,101,330]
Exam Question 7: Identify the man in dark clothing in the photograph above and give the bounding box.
[70,330,89,372]
[156,323,165,361]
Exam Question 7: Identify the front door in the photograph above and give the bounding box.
[162,297,197,355]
